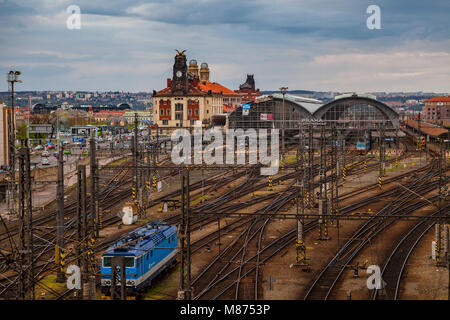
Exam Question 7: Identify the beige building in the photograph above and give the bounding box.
[0,102,14,166]
[152,52,231,133]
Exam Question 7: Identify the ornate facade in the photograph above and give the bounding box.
[234,74,262,104]
[153,51,239,131]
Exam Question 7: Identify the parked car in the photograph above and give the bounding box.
[64,149,71,155]
[41,151,50,157]
[35,145,44,151]
[41,158,50,165]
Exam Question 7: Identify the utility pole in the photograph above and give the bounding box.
[132,113,139,213]
[308,125,314,209]
[109,256,127,300]
[141,143,146,210]
[88,133,97,297]
[56,142,65,283]
[378,123,385,189]
[295,127,308,269]
[332,126,341,248]
[436,138,444,266]
[6,70,21,216]
[178,166,192,300]
[340,133,346,183]
[279,87,288,155]
[318,125,329,240]
[76,165,87,299]
[90,132,97,236]
[17,145,33,300]
[146,142,151,206]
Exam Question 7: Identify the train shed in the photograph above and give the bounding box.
[403,119,450,141]
[228,94,323,131]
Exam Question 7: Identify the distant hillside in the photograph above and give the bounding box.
[261,90,317,95]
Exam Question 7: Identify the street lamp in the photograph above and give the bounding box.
[279,87,288,154]
[6,70,22,215]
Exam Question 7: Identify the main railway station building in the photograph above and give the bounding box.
[229,93,400,134]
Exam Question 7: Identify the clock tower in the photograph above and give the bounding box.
[172,50,188,95]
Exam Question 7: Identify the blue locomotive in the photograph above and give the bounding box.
[356,140,371,154]
[100,222,178,295]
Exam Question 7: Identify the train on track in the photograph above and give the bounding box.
[356,133,372,154]
[100,222,178,296]
[356,140,371,154]
[414,135,426,147]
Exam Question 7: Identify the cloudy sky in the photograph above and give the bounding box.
[1,0,449,93]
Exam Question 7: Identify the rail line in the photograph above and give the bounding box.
[303,162,440,300]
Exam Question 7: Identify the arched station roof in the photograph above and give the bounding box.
[313,94,399,127]
[255,94,323,118]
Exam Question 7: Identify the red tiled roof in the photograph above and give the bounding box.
[199,82,236,95]
[425,96,450,102]
[155,81,236,97]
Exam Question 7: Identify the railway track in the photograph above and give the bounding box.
[1,137,425,299]
[372,203,450,300]
[303,162,440,300]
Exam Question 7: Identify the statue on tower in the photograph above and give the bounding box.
[175,49,186,56]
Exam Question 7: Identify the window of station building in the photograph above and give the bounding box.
[160,109,164,115]
[175,103,183,111]
[195,109,199,116]
[188,109,192,116]
[175,113,182,120]
[162,120,168,125]
[166,109,171,116]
